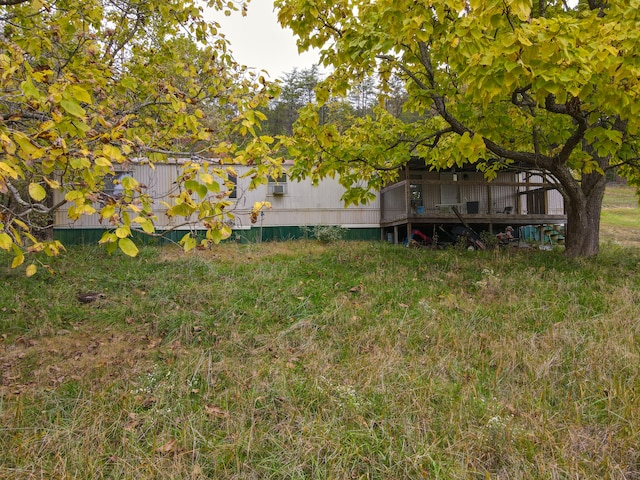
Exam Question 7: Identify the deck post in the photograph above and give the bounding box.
[405,164,411,218]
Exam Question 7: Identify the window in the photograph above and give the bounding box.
[228,174,237,199]
[268,173,287,195]
[104,172,133,198]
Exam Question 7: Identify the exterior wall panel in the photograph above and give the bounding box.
[54,162,382,234]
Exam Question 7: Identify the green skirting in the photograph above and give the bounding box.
[54,226,382,245]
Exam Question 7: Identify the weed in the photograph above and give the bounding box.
[302,225,347,243]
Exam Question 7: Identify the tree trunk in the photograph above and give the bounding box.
[562,171,607,258]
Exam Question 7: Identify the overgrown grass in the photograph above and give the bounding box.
[602,184,639,209]
[601,184,640,248]
[2,238,640,478]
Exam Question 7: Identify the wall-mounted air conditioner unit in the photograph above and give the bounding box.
[272,184,286,195]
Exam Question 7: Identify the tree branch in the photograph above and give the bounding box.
[552,96,588,163]
[511,85,535,109]
[377,48,432,92]
[409,127,455,150]
[1,110,51,123]
[4,181,67,217]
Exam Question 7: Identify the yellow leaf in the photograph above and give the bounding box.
[26,264,37,277]
[99,231,117,244]
[102,144,123,161]
[43,177,60,189]
[180,233,197,252]
[14,133,40,156]
[118,237,139,257]
[200,173,214,184]
[13,218,28,230]
[0,161,19,178]
[0,232,12,250]
[65,190,84,202]
[11,249,25,268]
[28,183,47,201]
[133,216,155,233]
[81,204,96,215]
[101,204,116,219]
[0,133,16,155]
[95,156,112,167]
[115,226,130,238]
[140,219,155,234]
[252,201,272,213]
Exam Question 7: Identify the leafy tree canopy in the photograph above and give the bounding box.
[276,0,640,257]
[1,0,282,273]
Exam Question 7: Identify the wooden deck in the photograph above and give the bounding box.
[381,213,567,228]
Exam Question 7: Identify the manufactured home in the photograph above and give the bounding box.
[53,160,381,244]
[53,159,566,245]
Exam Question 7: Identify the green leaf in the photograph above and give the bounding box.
[185,180,208,199]
[60,100,86,118]
[106,241,118,254]
[70,85,92,104]
[121,176,138,190]
[120,76,138,90]
[20,77,41,99]
[167,202,195,217]
[118,237,139,257]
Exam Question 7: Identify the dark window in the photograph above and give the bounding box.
[268,173,287,184]
[228,174,237,199]
[527,189,546,214]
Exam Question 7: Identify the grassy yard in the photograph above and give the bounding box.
[1,189,640,479]
[601,184,640,247]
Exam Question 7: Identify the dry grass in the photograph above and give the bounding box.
[1,189,640,478]
[601,184,640,248]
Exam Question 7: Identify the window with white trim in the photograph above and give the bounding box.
[268,173,287,195]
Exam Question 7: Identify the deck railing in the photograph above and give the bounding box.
[380,178,565,225]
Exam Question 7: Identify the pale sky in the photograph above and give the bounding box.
[209,1,320,80]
